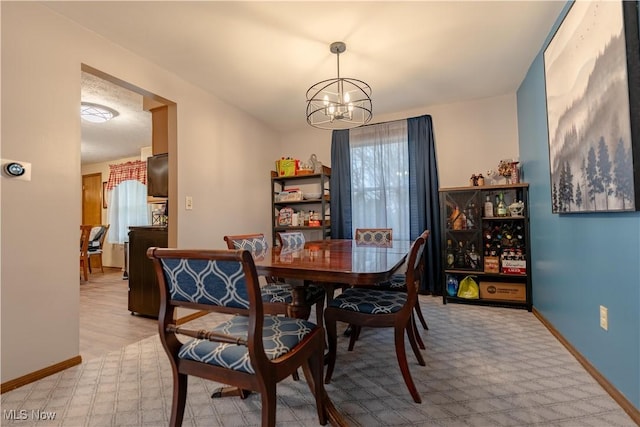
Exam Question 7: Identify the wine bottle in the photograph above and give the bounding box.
[497,192,507,217]
[446,240,455,269]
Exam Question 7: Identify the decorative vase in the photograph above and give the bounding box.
[510,162,520,183]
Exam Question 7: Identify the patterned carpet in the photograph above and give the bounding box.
[2,296,637,426]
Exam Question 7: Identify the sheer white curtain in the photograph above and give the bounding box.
[107,180,150,244]
[350,120,410,240]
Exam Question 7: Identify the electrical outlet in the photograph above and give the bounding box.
[185,196,193,210]
[600,305,608,331]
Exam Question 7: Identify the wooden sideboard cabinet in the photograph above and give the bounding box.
[128,226,167,318]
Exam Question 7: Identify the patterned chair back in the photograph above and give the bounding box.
[223,233,269,258]
[149,248,262,316]
[355,228,393,245]
[276,231,306,250]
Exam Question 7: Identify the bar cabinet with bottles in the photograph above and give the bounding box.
[439,183,532,311]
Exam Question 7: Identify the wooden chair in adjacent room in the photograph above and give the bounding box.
[87,224,110,274]
[79,225,91,282]
[147,248,327,427]
[224,233,325,322]
[324,230,430,404]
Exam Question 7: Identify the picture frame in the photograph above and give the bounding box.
[102,181,108,209]
[543,0,640,213]
[277,207,293,226]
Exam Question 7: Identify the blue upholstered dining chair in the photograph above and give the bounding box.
[354,228,393,245]
[349,228,429,351]
[147,248,327,427]
[324,230,430,404]
[276,230,306,250]
[223,233,325,322]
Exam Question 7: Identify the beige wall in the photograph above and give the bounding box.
[1,3,277,383]
[278,93,519,189]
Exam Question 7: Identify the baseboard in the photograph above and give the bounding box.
[176,310,208,325]
[0,311,206,394]
[533,308,640,424]
[1,355,82,394]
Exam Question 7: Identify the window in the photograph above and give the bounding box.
[105,160,150,244]
[350,120,410,239]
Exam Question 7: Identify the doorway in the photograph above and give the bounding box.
[79,64,176,360]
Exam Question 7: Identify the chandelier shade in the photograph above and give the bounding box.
[306,42,372,130]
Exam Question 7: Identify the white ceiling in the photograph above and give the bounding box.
[47,1,565,164]
[81,72,151,165]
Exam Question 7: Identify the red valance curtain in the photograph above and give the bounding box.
[106,160,147,190]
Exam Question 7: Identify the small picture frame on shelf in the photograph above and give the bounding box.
[277,207,293,226]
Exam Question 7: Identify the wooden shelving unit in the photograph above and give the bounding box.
[271,166,331,246]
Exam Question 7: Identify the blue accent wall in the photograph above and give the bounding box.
[516,1,640,410]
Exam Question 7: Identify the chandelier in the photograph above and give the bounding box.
[81,102,119,123]
[306,42,372,130]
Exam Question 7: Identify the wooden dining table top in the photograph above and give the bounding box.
[252,239,412,286]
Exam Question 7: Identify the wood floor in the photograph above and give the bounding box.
[80,267,157,362]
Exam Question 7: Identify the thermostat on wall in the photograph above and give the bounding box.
[1,159,32,181]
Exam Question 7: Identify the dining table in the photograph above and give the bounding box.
[251,238,413,426]
[252,238,411,316]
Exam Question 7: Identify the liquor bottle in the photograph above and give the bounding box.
[455,241,466,268]
[451,206,465,230]
[466,203,476,228]
[446,240,455,269]
[468,243,480,269]
[496,192,507,217]
[484,195,493,218]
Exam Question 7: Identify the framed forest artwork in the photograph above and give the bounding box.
[543,0,640,213]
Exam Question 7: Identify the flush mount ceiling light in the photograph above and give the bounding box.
[80,102,119,123]
[306,41,372,130]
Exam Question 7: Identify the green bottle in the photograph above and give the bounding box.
[497,192,507,217]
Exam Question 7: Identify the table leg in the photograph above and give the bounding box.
[286,285,311,319]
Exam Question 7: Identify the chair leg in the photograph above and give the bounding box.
[315,297,325,330]
[412,313,426,350]
[347,325,361,351]
[324,312,338,384]
[414,299,428,330]
[260,383,277,427]
[80,260,88,281]
[406,318,426,366]
[394,326,422,404]
[301,335,328,426]
[170,372,188,427]
[97,254,104,273]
